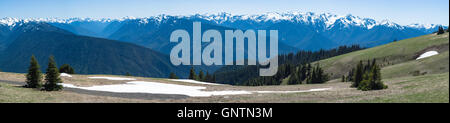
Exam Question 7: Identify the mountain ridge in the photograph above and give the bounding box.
[0,22,192,78]
[2,12,446,52]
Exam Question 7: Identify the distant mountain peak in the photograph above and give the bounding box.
[1,11,447,32]
[407,23,443,29]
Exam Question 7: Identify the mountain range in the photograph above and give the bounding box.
[0,22,192,78]
[1,12,446,52]
[0,12,447,78]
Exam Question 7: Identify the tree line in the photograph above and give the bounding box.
[214,45,363,85]
[436,26,447,35]
[25,55,75,91]
[243,63,329,86]
[169,67,216,83]
[343,59,388,91]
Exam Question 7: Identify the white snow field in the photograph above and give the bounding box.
[60,81,250,97]
[167,79,224,85]
[60,73,72,77]
[60,81,332,97]
[416,51,439,60]
[87,76,136,81]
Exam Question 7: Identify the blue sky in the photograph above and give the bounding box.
[0,0,448,25]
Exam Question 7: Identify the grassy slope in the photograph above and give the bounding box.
[0,83,139,103]
[381,51,449,79]
[315,32,449,79]
[358,73,449,103]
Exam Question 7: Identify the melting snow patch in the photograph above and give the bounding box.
[60,81,249,97]
[167,79,224,85]
[88,77,136,81]
[60,81,332,97]
[60,73,72,77]
[416,51,439,60]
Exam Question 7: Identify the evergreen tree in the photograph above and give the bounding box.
[25,55,42,88]
[204,71,213,82]
[437,26,445,35]
[169,72,179,79]
[288,69,300,85]
[198,70,204,81]
[125,72,132,76]
[352,61,364,88]
[44,56,63,91]
[356,60,388,91]
[369,62,387,90]
[59,64,75,74]
[189,67,197,80]
[347,68,354,82]
[212,74,216,83]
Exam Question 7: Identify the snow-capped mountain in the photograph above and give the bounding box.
[0,12,447,52]
[407,23,444,33]
[1,12,445,31]
[184,12,445,31]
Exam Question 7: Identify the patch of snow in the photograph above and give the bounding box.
[59,83,76,88]
[60,81,250,97]
[88,76,136,81]
[60,81,332,97]
[416,51,439,60]
[60,73,72,77]
[407,23,441,30]
[167,79,224,85]
[0,17,20,26]
[378,20,404,29]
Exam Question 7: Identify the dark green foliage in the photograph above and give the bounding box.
[198,70,204,81]
[43,56,63,91]
[125,72,132,76]
[59,64,75,74]
[203,71,214,82]
[346,68,354,82]
[351,61,364,88]
[189,67,198,80]
[244,64,294,86]
[169,72,179,79]
[358,63,388,91]
[25,55,42,88]
[248,63,328,86]
[288,69,300,85]
[306,63,329,84]
[215,45,363,85]
[349,59,387,91]
[437,26,445,35]
[341,75,346,82]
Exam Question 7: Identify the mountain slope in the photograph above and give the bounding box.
[315,32,449,79]
[188,12,442,49]
[108,17,299,54]
[0,23,190,78]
